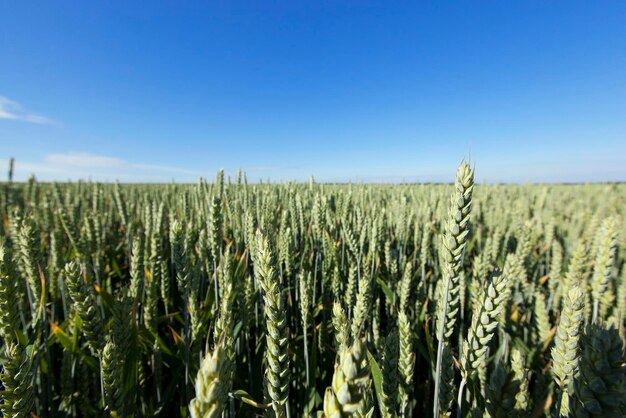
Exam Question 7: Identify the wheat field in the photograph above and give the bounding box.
[0,163,625,417]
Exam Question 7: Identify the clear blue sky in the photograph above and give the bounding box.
[1,1,625,183]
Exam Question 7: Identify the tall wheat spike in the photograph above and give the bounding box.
[590,217,618,323]
[511,349,529,416]
[551,286,585,416]
[0,244,21,343]
[434,162,474,418]
[437,162,475,340]
[462,270,509,377]
[254,230,290,418]
[398,311,415,417]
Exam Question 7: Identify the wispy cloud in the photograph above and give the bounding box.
[2,152,306,183]
[243,165,300,172]
[45,152,125,168]
[2,152,207,182]
[316,172,451,184]
[133,163,208,176]
[43,152,206,176]
[0,96,59,126]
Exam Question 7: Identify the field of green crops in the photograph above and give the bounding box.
[0,163,624,417]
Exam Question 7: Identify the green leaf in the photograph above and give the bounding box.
[96,284,116,311]
[231,390,271,410]
[233,320,243,342]
[50,322,73,351]
[111,258,123,278]
[376,277,394,304]
[423,318,436,366]
[367,350,383,403]
[14,328,28,347]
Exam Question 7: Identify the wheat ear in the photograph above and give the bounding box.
[254,230,290,418]
[551,286,585,416]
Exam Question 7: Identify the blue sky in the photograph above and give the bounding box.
[1,1,625,183]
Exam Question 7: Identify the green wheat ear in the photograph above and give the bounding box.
[323,338,370,417]
[104,294,134,417]
[570,324,625,417]
[590,217,618,323]
[433,162,474,418]
[102,338,123,416]
[485,359,519,418]
[0,243,21,343]
[0,343,35,418]
[533,291,552,347]
[13,217,43,317]
[332,301,349,352]
[254,230,290,418]
[562,242,588,302]
[189,341,230,418]
[462,270,509,377]
[437,161,475,341]
[398,310,415,416]
[551,286,585,416]
[351,273,373,340]
[64,261,104,354]
[511,348,530,415]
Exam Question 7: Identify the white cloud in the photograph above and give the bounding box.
[45,152,125,168]
[0,96,59,126]
[1,152,207,183]
[133,163,209,176]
